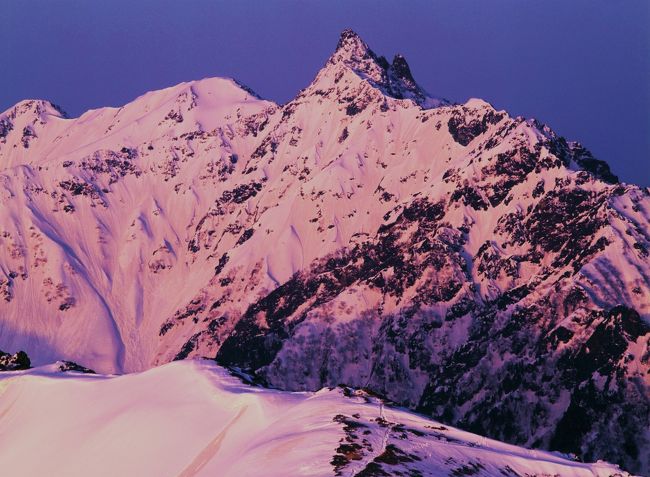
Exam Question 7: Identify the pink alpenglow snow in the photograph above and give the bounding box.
[0,360,637,477]
[0,29,648,475]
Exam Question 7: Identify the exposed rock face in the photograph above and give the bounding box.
[0,30,648,473]
[57,360,96,374]
[0,350,31,371]
[328,29,447,108]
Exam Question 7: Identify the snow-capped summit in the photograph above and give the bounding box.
[324,28,447,108]
[0,29,648,474]
[0,99,69,166]
[2,99,69,121]
[332,28,374,63]
[0,76,273,171]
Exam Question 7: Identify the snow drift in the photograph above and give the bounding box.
[0,360,635,477]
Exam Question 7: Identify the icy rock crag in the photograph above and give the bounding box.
[0,349,30,371]
[0,29,648,473]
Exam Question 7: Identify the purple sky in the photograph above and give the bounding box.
[2,1,648,185]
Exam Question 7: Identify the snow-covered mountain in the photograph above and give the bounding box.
[0,359,635,477]
[0,30,648,473]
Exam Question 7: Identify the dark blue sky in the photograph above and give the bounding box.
[2,1,648,185]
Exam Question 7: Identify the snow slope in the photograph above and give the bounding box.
[0,77,275,373]
[0,359,634,477]
[0,29,648,473]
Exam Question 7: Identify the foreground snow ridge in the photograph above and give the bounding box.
[0,360,631,477]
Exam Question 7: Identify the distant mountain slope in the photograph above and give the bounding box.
[0,30,647,473]
[0,77,274,372]
[0,359,635,477]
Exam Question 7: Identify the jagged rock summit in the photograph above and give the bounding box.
[326,28,447,108]
[0,30,648,473]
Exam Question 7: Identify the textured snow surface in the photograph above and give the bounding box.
[0,359,634,477]
[1,29,649,473]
